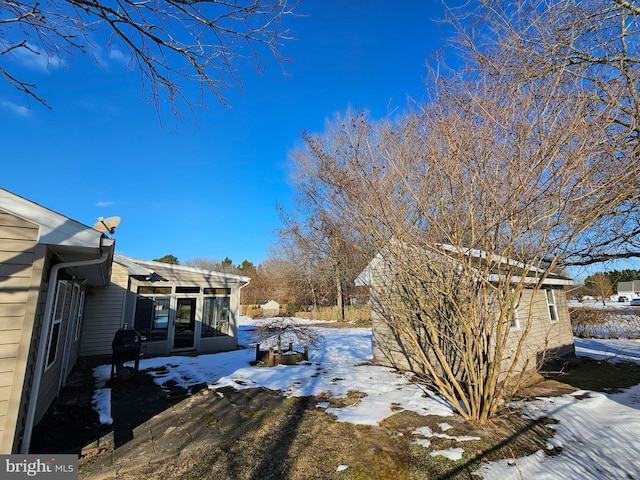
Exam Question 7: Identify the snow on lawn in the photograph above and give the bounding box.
[477,385,640,479]
[92,317,453,426]
[574,337,640,363]
[92,317,640,479]
[478,337,640,479]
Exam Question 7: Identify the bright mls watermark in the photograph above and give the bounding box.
[1,455,77,479]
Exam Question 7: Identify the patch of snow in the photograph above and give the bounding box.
[575,337,640,363]
[242,316,337,327]
[92,364,112,388]
[430,448,465,461]
[546,437,563,450]
[92,388,112,425]
[412,425,480,442]
[477,386,640,479]
[413,438,431,448]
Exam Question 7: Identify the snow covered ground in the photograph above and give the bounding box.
[92,317,640,478]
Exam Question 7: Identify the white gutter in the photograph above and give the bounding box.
[20,248,111,454]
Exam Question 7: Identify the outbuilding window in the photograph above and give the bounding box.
[546,288,558,322]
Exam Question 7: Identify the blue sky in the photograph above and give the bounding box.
[1,1,448,265]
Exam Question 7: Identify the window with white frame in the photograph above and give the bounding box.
[546,288,558,322]
[46,281,67,370]
[202,288,231,337]
[74,288,85,341]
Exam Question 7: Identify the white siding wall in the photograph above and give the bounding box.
[80,262,129,356]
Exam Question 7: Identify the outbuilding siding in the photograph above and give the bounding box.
[502,287,574,374]
[367,254,574,381]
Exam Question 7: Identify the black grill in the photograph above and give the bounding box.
[110,328,142,380]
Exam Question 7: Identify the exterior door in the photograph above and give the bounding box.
[173,298,196,349]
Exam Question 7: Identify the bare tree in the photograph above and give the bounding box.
[251,317,323,358]
[282,0,640,424]
[270,237,323,308]
[1,0,298,115]
[585,272,615,305]
[239,258,291,306]
[289,52,638,420]
[277,193,369,320]
[184,256,239,274]
[446,0,640,264]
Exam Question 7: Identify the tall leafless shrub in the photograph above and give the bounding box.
[289,62,637,421]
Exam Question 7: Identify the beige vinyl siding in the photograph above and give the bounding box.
[80,262,129,356]
[0,211,42,453]
[502,287,574,375]
[10,247,50,453]
[369,260,574,381]
[369,264,433,374]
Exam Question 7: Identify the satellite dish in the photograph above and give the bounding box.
[94,216,121,236]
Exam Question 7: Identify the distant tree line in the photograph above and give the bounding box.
[152,252,366,314]
[579,269,640,304]
[584,270,640,293]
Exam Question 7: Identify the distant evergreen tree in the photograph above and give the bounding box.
[153,254,179,265]
[238,260,257,277]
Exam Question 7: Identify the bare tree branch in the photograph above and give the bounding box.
[0,0,299,116]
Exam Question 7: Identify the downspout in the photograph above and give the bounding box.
[20,246,111,454]
[121,275,132,329]
[237,279,250,341]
